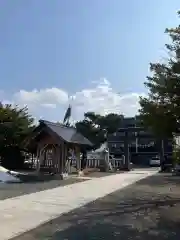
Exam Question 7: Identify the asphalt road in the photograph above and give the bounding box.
[12,171,180,240]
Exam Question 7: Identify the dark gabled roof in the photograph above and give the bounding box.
[39,120,93,146]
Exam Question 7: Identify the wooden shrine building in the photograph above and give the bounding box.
[26,120,93,174]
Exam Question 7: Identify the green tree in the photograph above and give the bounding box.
[139,11,180,170]
[139,11,180,138]
[76,112,123,149]
[0,104,35,169]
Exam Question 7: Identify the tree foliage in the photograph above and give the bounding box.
[139,11,180,138]
[76,112,123,149]
[0,104,35,169]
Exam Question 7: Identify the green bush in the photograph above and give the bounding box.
[1,146,25,170]
[0,104,35,169]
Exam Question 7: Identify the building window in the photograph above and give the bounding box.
[117,132,125,137]
[112,143,117,148]
[127,124,135,128]
[128,132,137,137]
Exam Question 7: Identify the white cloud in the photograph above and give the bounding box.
[1,78,145,122]
[40,103,57,109]
[14,88,68,106]
[71,78,145,118]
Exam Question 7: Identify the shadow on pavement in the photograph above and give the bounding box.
[51,199,180,240]
[12,173,180,240]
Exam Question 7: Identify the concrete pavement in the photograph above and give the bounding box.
[14,171,180,240]
[0,169,158,240]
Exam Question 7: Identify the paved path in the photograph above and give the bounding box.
[12,171,180,240]
[0,177,87,201]
[0,169,157,240]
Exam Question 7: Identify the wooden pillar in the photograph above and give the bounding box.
[64,143,68,172]
[52,146,55,172]
[59,142,69,179]
[36,143,44,172]
[36,145,40,172]
[59,142,66,175]
[54,145,57,173]
[75,145,81,173]
[36,144,49,173]
[46,149,49,167]
[62,142,65,173]
[64,143,71,174]
[52,145,56,173]
[81,149,87,170]
[60,144,62,173]
[56,145,60,173]
[46,149,48,167]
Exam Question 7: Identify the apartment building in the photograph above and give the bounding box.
[108,117,172,159]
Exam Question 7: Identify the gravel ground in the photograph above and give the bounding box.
[0,177,87,200]
[12,172,180,240]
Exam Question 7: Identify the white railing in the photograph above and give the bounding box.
[86,159,100,168]
[110,157,125,169]
[86,156,125,169]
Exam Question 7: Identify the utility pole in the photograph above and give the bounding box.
[135,115,138,154]
[159,138,165,172]
[135,131,138,153]
[124,130,130,171]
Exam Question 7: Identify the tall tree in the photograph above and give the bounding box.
[139,11,180,169]
[139,11,180,138]
[76,112,123,149]
[0,104,35,169]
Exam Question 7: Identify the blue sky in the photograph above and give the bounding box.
[0,0,180,121]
